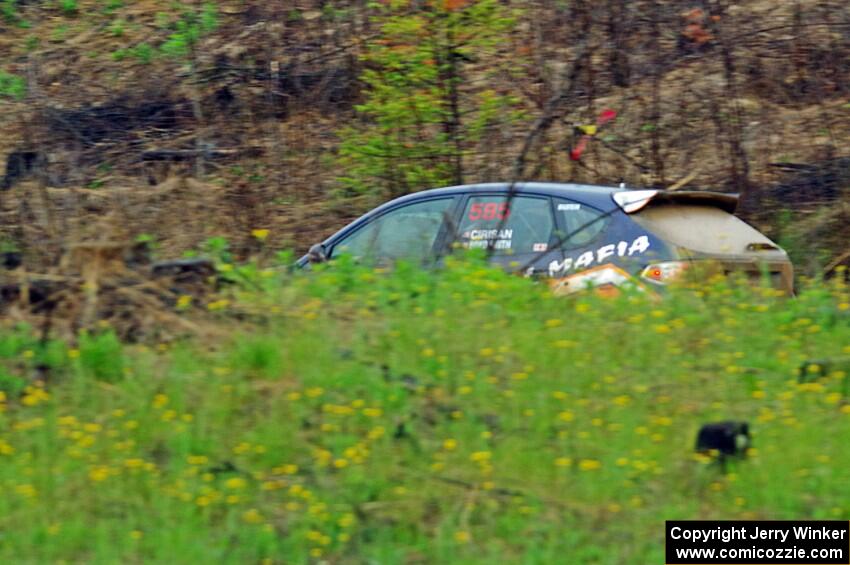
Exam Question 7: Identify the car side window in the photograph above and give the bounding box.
[554,199,607,248]
[456,195,554,255]
[332,198,454,262]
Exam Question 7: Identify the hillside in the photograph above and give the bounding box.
[0,0,848,270]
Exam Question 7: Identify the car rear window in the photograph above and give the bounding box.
[554,199,607,248]
[630,204,778,255]
[457,195,554,255]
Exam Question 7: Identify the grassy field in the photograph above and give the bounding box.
[1,255,849,563]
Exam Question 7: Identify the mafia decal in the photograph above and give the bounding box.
[548,235,650,277]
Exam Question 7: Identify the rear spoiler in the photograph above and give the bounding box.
[612,190,739,214]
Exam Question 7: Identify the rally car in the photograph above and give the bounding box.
[298,183,793,295]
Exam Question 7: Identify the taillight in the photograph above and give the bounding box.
[641,261,688,284]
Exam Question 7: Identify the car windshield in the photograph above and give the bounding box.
[332,198,454,262]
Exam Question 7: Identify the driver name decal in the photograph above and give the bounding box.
[549,235,650,277]
[462,229,513,250]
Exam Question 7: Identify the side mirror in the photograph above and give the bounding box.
[307,243,328,264]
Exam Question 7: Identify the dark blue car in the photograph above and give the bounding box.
[299,183,793,295]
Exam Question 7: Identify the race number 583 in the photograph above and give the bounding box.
[468,202,509,221]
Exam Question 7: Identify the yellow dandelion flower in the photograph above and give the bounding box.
[21,387,49,407]
[242,508,264,524]
[0,440,14,455]
[206,299,230,311]
[233,442,252,455]
[443,439,458,451]
[14,484,37,498]
[454,530,471,543]
[88,466,111,482]
[338,513,355,528]
[578,459,601,471]
[554,457,571,467]
[124,458,145,469]
[225,477,246,490]
[251,228,270,241]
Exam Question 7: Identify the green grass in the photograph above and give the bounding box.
[0,255,849,563]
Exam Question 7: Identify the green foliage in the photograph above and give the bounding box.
[0,70,26,101]
[112,43,154,64]
[59,0,77,16]
[337,0,521,198]
[50,24,69,42]
[108,18,125,37]
[1,0,16,23]
[24,34,39,51]
[0,258,848,562]
[160,3,218,59]
[101,0,123,15]
[76,330,124,383]
[0,237,19,254]
[202,236,232,263]
[1,0,27,26]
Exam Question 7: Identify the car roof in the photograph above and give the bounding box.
[372,182,627,213]
[307,182,631,256]
[297,182,638,265]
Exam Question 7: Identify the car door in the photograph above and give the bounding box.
[448,193,565,276]
[548,197,650,294]
[329,197,458,266]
